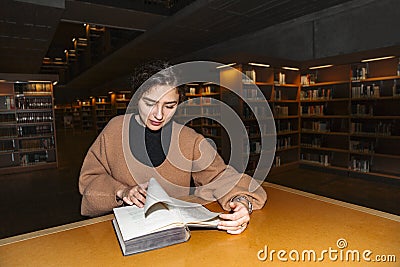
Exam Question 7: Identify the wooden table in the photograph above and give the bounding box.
[1,183,399,267]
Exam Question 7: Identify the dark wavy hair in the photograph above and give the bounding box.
[129,60,185,113]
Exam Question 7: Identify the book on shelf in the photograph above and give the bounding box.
[243,70,256,84]
[112,178,221,256]
[301,73,317,85]
[274,72,285,85]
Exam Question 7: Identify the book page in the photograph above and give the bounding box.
[113,178,221,241]
[144,178,174,215]
[114,178,183,241]
[169,198,221,227]
[145,178,221,226]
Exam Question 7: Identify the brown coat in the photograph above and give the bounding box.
[79,115,267,216]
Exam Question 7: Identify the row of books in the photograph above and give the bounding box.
[245,124,269,136]
[300,88,332,100]
[301,153,330,166]
[392,80,400,96]
[186,97,214,105]
[349,157,370,173]
[16,112,53,123]
[15,96,52,110]
[202,127,218,136]
[243,70,290,85]
[302,121,328,132]
[351,122,393,136]
[202,118,218,126]
[301,136,322,148]
[351,84,380,98]
[273,105,289,116]
[94,104,112,110]
[242,106,270,119]
[20,151,50,166]
[245,125,259,137]
[274,72,286,85]
[243,70,256,84]
[19,137,55,150]
[351,104,373,116]
[95,110,113,117]
[301,105,324,115]
[349,140,375,153]
[277,137,293,150]
[351,66,368,81]
[0,96,15,110]
[202,106,219,115]
[300,74,317,85]
[18,125,53,137]
[242,87,264,100]
[0,126,54,138]
[0,137,55,152]
[275,120,293,132]
[178,106,219,116]
[14,83,52,94]
[244,141,262,154]
[203,85,218,94]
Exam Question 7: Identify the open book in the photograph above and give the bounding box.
[112,178,221,256]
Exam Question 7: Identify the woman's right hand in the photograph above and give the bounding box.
[117,182,148,207]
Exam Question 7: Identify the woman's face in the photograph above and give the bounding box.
[137,85,179,131]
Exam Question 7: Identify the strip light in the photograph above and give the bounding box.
[248,62,270,68]
[216,63,236,69]
[361,56,395,63]
[282,66,300,71]
[309,64,333,70]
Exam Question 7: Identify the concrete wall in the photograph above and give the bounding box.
[185,0,400,62]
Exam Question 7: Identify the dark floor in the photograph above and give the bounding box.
[0,128,97,239]
[0,129,399,239]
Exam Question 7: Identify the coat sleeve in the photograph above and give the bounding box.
[78,133,127,217]
[190,134,267,211]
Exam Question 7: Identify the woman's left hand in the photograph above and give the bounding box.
[218,201,250,234]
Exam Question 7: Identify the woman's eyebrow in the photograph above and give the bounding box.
[142,97,156,103]
[142,97,177,105]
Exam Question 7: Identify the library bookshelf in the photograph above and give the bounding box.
[219,64,301,176]
[299,57,400,180]
[216,57,399,180]
[0,74,58,174]
[174,83,225,157]
[94,96,113,133]
[81,100,95,131]
[54,91,132,133]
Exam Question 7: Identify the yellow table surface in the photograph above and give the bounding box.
[0,183,399,267]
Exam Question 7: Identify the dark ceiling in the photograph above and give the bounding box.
[1,0,359,93]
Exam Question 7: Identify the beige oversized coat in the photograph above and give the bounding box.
[79,115,266,216]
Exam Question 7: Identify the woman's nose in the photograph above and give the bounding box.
[153,104,163,120]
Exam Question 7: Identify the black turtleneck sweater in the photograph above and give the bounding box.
[129,115,172,167]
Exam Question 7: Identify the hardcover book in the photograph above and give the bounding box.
[112,178,221,256]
